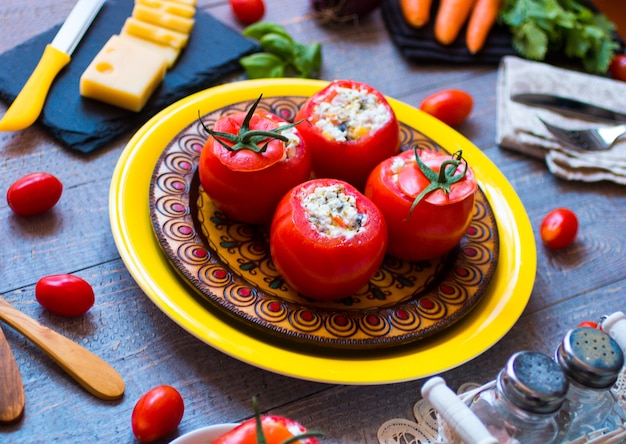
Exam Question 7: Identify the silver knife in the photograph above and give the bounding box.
[0,0,106,132]
[511,93,626,123]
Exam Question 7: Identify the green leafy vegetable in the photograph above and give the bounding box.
[240,22,322,79]
[499,0,620,73]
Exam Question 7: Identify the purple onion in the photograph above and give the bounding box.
[311,0,384,25]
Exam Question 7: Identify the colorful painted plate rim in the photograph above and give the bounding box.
[109,78,536,385]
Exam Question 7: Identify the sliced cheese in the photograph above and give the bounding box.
[119,32,181,67]
[122,17,189,49]
[79,35,167,112]
[135,0,196,19]
[132,4,195,33]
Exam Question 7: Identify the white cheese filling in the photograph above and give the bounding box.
[301,184,367,239]
[277,125,301,159]
[312,86,391,142]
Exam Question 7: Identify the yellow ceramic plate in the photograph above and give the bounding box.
[110,79,536,384]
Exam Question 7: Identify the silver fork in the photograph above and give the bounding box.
[539,118,626,151]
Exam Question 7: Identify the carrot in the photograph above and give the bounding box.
[465,0,502,54]
[434,0,477,46]
[400,0,434,28]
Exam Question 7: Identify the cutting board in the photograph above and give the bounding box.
[0,0,259,152]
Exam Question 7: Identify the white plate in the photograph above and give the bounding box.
[170,423,238,443]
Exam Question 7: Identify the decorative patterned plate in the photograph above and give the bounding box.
[110,79,536,384]
[149,96,499,350]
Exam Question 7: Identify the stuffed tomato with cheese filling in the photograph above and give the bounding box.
[199,95,311,225]
[295,80,400,190]
[364,148,477,262]
[270,178,388,301]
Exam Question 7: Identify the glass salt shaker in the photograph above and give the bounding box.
[555,326,625,441]
[468,351,569,443]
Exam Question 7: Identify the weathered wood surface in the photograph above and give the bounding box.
[0,0,625,443]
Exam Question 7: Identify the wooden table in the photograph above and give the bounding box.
[1,1,625,442]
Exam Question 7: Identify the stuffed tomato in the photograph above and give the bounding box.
[198,96,311,225]
[270,178,387,301]
[295,79,400,190]
[364,148,477,262]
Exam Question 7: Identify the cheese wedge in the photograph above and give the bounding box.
[119,32,181,67]
[132,4,195,33]
[80,35,167,112]
[122,16,189,49]
[135,0,196,19]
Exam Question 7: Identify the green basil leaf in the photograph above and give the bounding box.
[243,22,292,42]
[240,53,286,79]
[291,42,322,78]
[260,33,295,59]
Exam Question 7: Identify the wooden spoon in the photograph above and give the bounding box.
[0,324,25,424]
[0,297,125,400]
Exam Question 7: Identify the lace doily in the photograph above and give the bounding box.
[377,373,626,444]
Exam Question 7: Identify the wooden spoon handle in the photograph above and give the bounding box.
[0,298,125,400]
[0,325,25,424]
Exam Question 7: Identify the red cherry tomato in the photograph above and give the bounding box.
[365,149,477,261]
[35,274,95,317]
[6,172,63,216]
[131,385,184,443]
[419,89,473,126]
[198,98,311,224]
[609,54,626,82]
[270,178,387,301]
[295,79,400,190]
[228,0,265,25]
[212,415,320,444]
[578,321,598,329]
[540,208,578,249]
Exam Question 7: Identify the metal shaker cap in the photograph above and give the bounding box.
[498,351,569,414]
[556,326,624,389]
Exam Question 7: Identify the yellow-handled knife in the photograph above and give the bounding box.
[0,0,105,132]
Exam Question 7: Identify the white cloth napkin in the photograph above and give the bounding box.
[496,56,626,185]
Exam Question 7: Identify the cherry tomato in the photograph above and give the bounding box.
[270,178,387,301]
[365,149,477,261]
[295,79,400,190]
[540,208,578,249]
[609,54,626,82]
[35,274,95,317]
[198,96,311,225]
[419,89,473,127]
[229,0,265,25]
[6,172,63,216]
[212,415,320,444]
[578,321,598,329]
[131,385,184,443]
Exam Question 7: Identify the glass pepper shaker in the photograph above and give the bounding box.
[555,326,625,441]
[468,351,569,443]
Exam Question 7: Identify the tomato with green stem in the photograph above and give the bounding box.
[198,95,311,225]
[365,148,477,261]
[294,79,400,190]
[270,178,387,301]
[540,208,578,249]
[131,385,184,443]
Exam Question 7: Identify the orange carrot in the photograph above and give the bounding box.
[465,0,502,54]
[434,0,477,46]
[400,0,434,28]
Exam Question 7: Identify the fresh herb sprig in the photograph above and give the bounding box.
[240,22,322,79]
[499,0,620,73]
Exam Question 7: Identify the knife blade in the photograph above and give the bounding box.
[511,93,626,123]
[0,0,105,132]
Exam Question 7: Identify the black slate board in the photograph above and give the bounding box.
[380,0,516,64]
[0,0,259,153]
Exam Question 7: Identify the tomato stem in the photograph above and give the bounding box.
[199,94,303,153]
[408,148,468,219]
